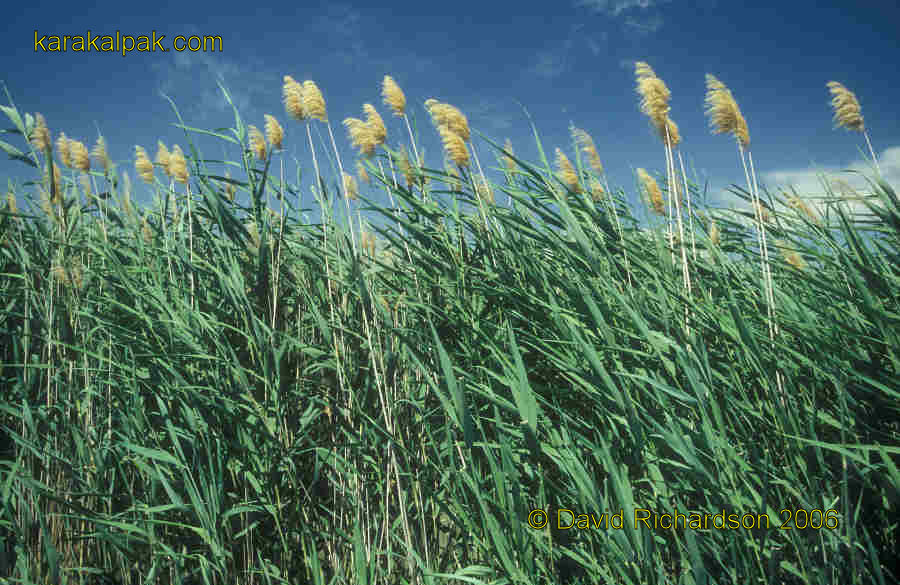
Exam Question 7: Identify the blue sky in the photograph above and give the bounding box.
[3,0,899,223]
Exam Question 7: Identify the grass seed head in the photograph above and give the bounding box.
[637,167,665,215]
[302,80,327,121]
[827,81,864,132]
[264,114,284,150]
[121,171,135,219]
[343,172,359,200]
[475,177,494,205]
[776,239,807,270]
[169,144,189,185]
[343,117,377,158]
[155,142,171,178]
[70,140,90,172]
[710,220,720,245]
[56,132,71,167]
[788,196,820,225]
[382,75,406,116]
[363,104,387,146]
[426,99,470,141]
[635,62,673,141]
[248,125,267,160]
[223,171,235,201]
[30,113,51,153]
[361,229,376,257]
[6,190,17,215]
[437,124,470,168]
[571,127,604,174]
[555,148,581,193]
[503,138,516,172]
[704,74,750,148]
[589,179,604,202]
[92,136,111,173]
[357,161,370,185]
[134,145,154,183]
[141,212,153,243]
[282,75,306,120]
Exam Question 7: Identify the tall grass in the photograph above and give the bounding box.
[0,72,898,585]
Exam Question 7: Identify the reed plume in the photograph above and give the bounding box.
[704,74,749,148]
[437,125,469,168]
[135,146,154,183]
[363,104,387,146]
[357,161,370,185]
[156,142,172,178]
[343,117,377,158]
[301,80,327,121]
[56,133,71,167]
[571,127,604,174]
[169,145,189,185]
[382,76,406,116]
[637,168,665,215]
[30,113,51,153]
[92,136,111,173]
[555,148,581,193]
[264,114,284,150]
[70,140,90,172]
[425,99,470,141]
[343,172,359,201]
[282,76,306,120]
[248,125,267,160]
[502,138,516,172]
[827,81,880,174]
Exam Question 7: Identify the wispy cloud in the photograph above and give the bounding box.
[575,0,672,16]
[575,0,671,37]
[527,24,609,79]
[308,4,367,65]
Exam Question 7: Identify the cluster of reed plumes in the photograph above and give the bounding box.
[0,68,897,585]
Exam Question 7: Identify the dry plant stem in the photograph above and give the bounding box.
[326,120,357,255]
[863,130,881,176]
[403,113,421,168]
[677,151,697,262]
[187,183,195,311]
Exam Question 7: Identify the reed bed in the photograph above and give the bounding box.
[0,71,898,585]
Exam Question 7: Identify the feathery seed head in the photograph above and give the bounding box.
[363,104,387,145]
[426,99,470,141]
[343,117,377,158]
[134,145,154,183]
[155,142,171,177]
[141,212,153,244]
[357,160,370,184]
[704,74,750,148]
[589,179,604,202]
[475,177,494,205]
[31,113,51,153]
[92,136,111,173]
[70,140,90,172]
[788,196,820,224]
[169,144,189,185]
[396,146,415,186]
[710,220,720,245]
[502,138,516,172]
[7,191,17,215]
[382,75,406,116]
[302,80,327,121]
[56,133,71,168]
[555,148,581,193]
[753,201,771,224]
[120,171,135,219]
[637,167,665,215]
[282,75,306,120]
[634,63,673,140]
[248,125,267,160]
[264,114,284,150]
[776,239,806,270]
[343,172,359,200]
[223,171,235,201]
[437,124,470,167]
[361,229,376,257]
[827,81,864,132]
[571,127,604,174]
[662,117,681,146]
